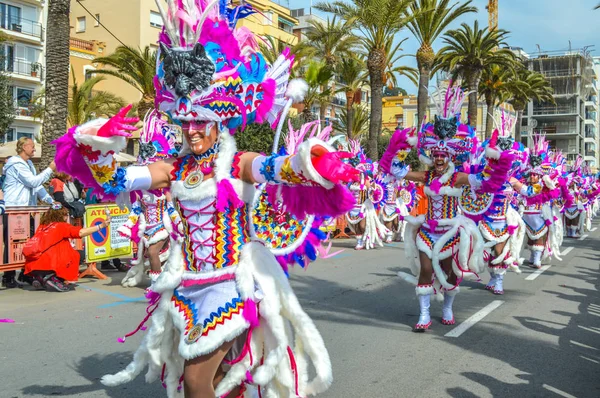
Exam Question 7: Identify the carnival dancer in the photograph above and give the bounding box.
[53,1,358,396]
[510,135,565,269]
[461,113,528,295]
[346,140,388,250]
[380,85,513,332]
[564,157,585,238]
[379,175,415,243]
[119,112,183,288]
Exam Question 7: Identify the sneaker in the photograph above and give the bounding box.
[16,272,34,286]
[45,276,70,292]
[2,277,18,289]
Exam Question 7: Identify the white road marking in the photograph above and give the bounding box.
[525,265,551,281]
[591,227,597,232]
[579,234,589,241]
[542,384,578,398]
[580,355,600,365]
[570,340,599,351]
[561,247,573,256]
[445,300,504,338]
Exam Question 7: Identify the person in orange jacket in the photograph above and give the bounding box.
[24,203,111,292]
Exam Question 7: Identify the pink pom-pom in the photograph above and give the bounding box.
[216,179,243,212]
[545,219,552,226]
[243,299,259,327]
[429,178,443,194]
[507,225,518,235]
[117,337,126,343]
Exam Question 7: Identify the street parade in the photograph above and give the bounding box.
[1,0,600,397]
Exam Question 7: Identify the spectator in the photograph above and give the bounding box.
[1,137,56,288]
[2,137,56,206]
[50,173,85,218]
[23,204,111,292]
[0,189,4,215]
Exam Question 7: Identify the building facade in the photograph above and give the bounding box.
[522,49,599,166]
[0,0,47,151]
[382,95,408,132]
[291,8,370,127]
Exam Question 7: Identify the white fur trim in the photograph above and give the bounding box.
[542,175,556,190]
[415,284,434,295]
[419,154,433,166]
[360,199,389,250]
[285,78,308,103]
[296,138,335,189]
[485,146,501,160]
[407,135,418,147]
[74,120,127,155]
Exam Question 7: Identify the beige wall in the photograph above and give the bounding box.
[69,0,160,104]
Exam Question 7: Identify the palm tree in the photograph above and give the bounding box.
[334,104,370,140]
[479,62,523,137]
[407,0,477,123]
[509,69,554,142]
[92,45,156,119]
[316,0,416,159]
[68,70,126,127]
[296,16,359,124]
[436,21,515,129]
[381,38,419,90]
[335,56,367,138]
[301,61,333,122]
[41,0,70,168]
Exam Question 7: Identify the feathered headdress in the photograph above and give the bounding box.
[528,134,553,175]
[485,110,526,172]
[137,110,180,165]
[153,0,295,131]
[418,84,476,165]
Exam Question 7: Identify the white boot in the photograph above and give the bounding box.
[355,235,364,250]
[493,273,504,295]
[414,285,433,332]
[486,271,497,291]
[529,249,536,265]
[532,250,543,268]
[442,288,458,325]
[385,232,393,244]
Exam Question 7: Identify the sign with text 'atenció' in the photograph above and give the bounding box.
[84,204,132,263]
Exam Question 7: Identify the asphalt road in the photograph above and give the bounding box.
[1,221,599,398]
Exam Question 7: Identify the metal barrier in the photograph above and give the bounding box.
[0,206,83,273]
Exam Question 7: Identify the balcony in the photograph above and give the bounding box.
[0,58,43,82]
[70,37,94,52]
[586,150,597,158]
[585,101,598,110]
[533,105,578,116]
[14,103,41,122]
[538,69,578,78]
[0,14,43,41]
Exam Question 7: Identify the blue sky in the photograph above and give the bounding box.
[285,0,600,94]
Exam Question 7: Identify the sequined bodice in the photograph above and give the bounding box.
[171,154,250,273]
[425,171,459,221]
[142,194,166,227]
[385,184,398,205]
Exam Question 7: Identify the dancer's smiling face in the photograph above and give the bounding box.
[182,121,218,155]
[529,173,540,183]
[432,152,449,175]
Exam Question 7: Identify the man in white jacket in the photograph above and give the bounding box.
[2,137,56,288]
[2,137,55,206]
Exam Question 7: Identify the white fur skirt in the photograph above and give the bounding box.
[479,218,510,243]
[522,212,548,240]
[144,222,169,246]
[564,206,581,220]
[381,204,399,222]
[346,208,364,225]
[170,278,250,360]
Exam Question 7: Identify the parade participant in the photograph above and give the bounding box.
[346,140,388,250]
[564,157,585,238]
[379,176,414,243]
[462,113,527,295]
[510,135,563,269]
[381,85,513,331]
[23,203,110,292]
[118,111,182,288]
[53,1,357,396]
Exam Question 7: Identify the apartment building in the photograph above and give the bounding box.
[382,95,408,132]
[0,0,46,150]
[291,8,370,126]
[522,49,599,166]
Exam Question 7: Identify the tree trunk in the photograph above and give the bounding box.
[41,0,70,169]
[467,72,482,130]
[417,66,430,125]
[346,91,354,138]
[514,109,523,143]
[367,49,385,160]
[485,95,495,139]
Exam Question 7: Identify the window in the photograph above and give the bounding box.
[16,131,32,140]
[0,3,22,31]
[264,11,273,26]
[76,16,86,32]
[16,87,33,108]
[150,11,163,28]
[3,127,14,143]
[84,69,95,81]
[94,14,100,27]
